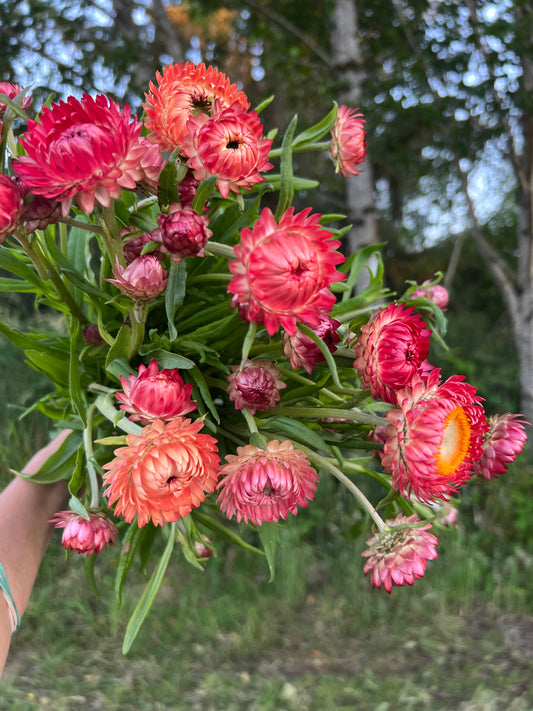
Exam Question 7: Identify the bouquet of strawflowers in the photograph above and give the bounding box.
[0,66,528,651]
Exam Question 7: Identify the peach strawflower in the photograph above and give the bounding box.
[412,280,449,311]
[227,359,286,414]
[50,511,118,556]
[151,203,213,262]
[116,359,197,424]
[382,369,488,502]
[106,255,167,302]
[103,418,220,527]
[0,82,32,117]
[183,100,273,198]
[217,440,318,525]
[143,61,250,153]
[0,174,23,242]
[353,301,432,404]
[14,94,144,215]
[330,105,366,178]
[361,514,438,592]
[229,207,345,336]
[283,314,341,374]
[473,413,529,480]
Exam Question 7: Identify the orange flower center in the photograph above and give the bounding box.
[436,406,471,477]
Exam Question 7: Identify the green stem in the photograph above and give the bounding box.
[268,141,330,159]
[205,241,235,260]
[276,366,344,402]
[84,403,101,510]
[99,203,125,267]
[59,216,105,236]
[274,405,388,427]
[242,408,259,435]
[240,321,257,367]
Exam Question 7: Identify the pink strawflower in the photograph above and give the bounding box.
[217,440,318,525]
[14,94,144,215]
[116,359,197,424]
[151,203,213,262]
[106,255,167,302]
[121,228,162,264]
[361,514,439,592]
[183,100,273,198]
[353,301,432,404]
[382,369,488,502]
[0,174,23,242]
[136,136,165,194]
[50,510,118,556]
[330,105,366,178]
[473,413,529,480]
[178,171,200,207]
[144,61,250,153]
[283,314,341,374]
[229,207,345,336]
[227,359,286,415]
[412,280,449,311]
[0,82,32,117]
[102,418,220,527]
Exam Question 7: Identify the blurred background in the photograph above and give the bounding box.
[1,1,532,708]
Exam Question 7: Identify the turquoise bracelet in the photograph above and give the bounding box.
[0,561,20,635]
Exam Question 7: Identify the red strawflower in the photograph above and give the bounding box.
[143,61,250,153]
[229,207,345,336]
[106,255,167,302]
[473,413,529,480]
[382,369,488,502]
[183,100,272,198]
[116,359,197,424]
[151,203,212,262]
[353,301,432,404]
[227,359,286,415]
[283,314,341,374]
[50,510,118,556]
[103,418,220,527]
[412,280,449,311]
[217,440,318,525]
[14,94,144,215]
[361,514,438,592]
[330,105,366,178]
[0,174,23,242]
[0,82,32,117]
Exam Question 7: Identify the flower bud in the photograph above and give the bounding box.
[412,281,449,311]
[0,82,32,117]
[106,255,168,302]
[283,314,341,374]
[227,360,286,415]
[50,510,118,556]
[151,203,213,262]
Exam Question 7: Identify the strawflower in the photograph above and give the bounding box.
[227,359,286,414]
[106,254,168,303]
[0,174,23,242]
[217,440,318,525]
[361,514,438,592]
[283,314,341,374]
[229,207,345,336]
[116,359,197,424]
[330,105,366,178]
[151,203,213,261]
[412,280,449,311]
[50,510,118,556]
[103,418,220,527]
[473,413,529,480]
[0,82,32,117]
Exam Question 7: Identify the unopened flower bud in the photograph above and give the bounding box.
[50,510,118,556]
[152,203,212,262]
[227,360,286,415]
[106,255,168,302]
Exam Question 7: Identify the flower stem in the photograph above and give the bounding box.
[84,403,101,510]
[274,405,388,427]
[242,407,259,435]
[99,203,125,267]
[59,216,105,236]
[269,141,330,159]
[205,241,235,260]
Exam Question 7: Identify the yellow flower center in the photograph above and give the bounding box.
[436,406,471,477]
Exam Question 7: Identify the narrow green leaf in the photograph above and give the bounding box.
[189,366,220,423]
[292,103,338,147]
[257,523,280,582]
[25,349,70,387]
[274,114,298,220]
[192,174,219,213]
[69,494,90,521]
[254,95,274,114]
[176,524,204,571]
[165,260,187,342]
[259,416,330,453]
[138,349,195,370]
[12,430,83,484]
[114,523,146,609]
[0,277,36,292]
[84,555,99,598]
[191,511,264,555]
[157,159,180,210]
[69,322,86,425]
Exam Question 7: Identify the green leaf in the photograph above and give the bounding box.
[254,95,274,114]
[69,322,86,425]
[191,510,263,555]
[122,523,176,654]
[25,349,70,387]
[13,430,83,484]
[176,522,205,571]
[114,523,146,609]
[106,357,136,383]
[251,174,319,193]
[137,349,195,370]
[259,416,330,453]
[189,366,220,424]
[257,523,280,582]
[158,158,180,210]
[0,277,36,292]
[192,174,219,214]
[274,114,298,220]
[165,260,187,342]
[84,555,99,598]
[292,103,338,148]
[68,494,90,521]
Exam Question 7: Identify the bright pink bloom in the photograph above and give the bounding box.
[229,207,345,336]
[382,369,488,502]
[0,174,23,242]
[106,255,167,302]
[361,514,438,592]
[103,418,220,527]
[0,82,32,117]
[473,413,529,480]
[136,136,165,194]
[227,359,286,415]
[283,314,341,374]
[217,440,318,525]
[183,100,272,198]
[14,94,144,215]
[50,510,118,556]
[151,203,213,262]
[330,105,366,178]
[412,280,449,311]
[354,302,432,404]
[144,61,250,153]
[116,359,197,424]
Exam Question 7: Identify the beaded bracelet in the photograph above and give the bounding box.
[0,561,20,635]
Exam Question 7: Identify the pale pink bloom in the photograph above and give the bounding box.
[103,418,220,527]
[183,100,273,198]
[217,440,318,525]
[353,301,432,404]
[412,280,449,311]
[178,171,200,207]
[50,510,118,556]
[0,174,23,242]
[382,369,488,502]
[106,255,167,302]
[14,94,144,215]
[151,203,212,262]
[362,514,438,592]
[283,314,341,374]
[330,105,366,178]
[116,359,197,424]
[121,228,162,264]
[432,501,459,527]
[473,413,529,480]
[136,136,165,194]
[229,207,345,336]
[227,359,286,415]
[0,82,32,117]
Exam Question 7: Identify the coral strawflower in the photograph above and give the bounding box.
[151,203,213,262]
[227,359,286,414]
[217,440,318,525]
[143,61,250,153]
[229,207,345,336]
[50,510,118,556]
[103,418,220,527]
[0,174,23,242]
[473,413,529,480]
[116,359,197,424]
[330,105,366,178]
[361,514,438,592]
[106,255,167,302]
[283,314,341,374]
[14,94,144,215]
